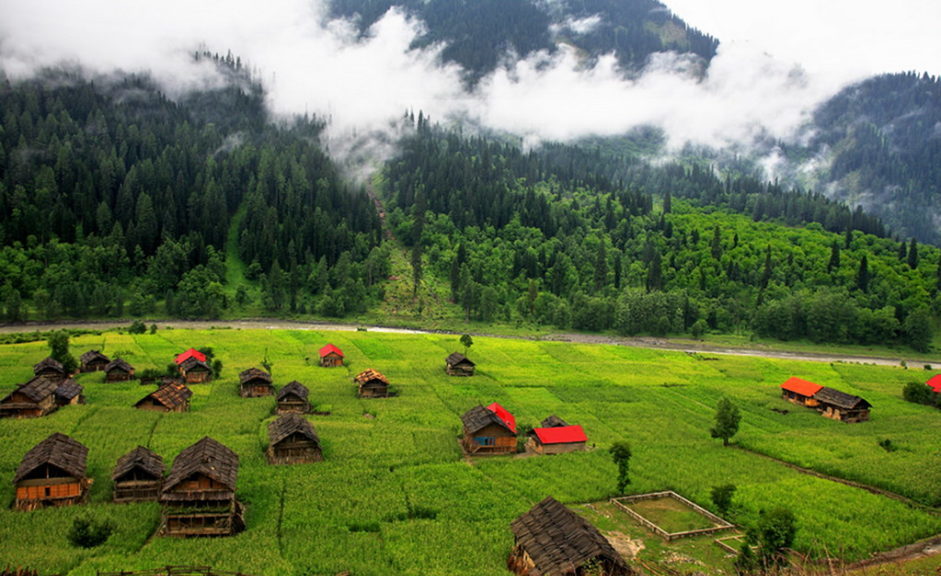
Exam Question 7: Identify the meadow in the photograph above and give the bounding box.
[0,328,939,575]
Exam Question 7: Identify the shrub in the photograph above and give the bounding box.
[128,320,147,334]
[67,516,115,548]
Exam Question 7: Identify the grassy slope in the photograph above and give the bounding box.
[0,330,938,575]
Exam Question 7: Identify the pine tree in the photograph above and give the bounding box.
[711,225,722,260]
[827,241,840,273]
[857,255,870,293]
[593,239,608,292]
[907,238,919,269]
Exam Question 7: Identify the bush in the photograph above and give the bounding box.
[67,516,115,548]
[128,320,147,334]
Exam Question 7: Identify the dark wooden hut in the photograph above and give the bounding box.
[318,344,344,367]
[33,357,67,381]
[355,369,390,398]
[239,367,274,398]
[0,377,59,418]
[460,404,517,455]
[527,425,588,455]
[780,377,823,407]
[104,358,136,382]
[112,446,164,502]
[815,387,872,422]
[508,496,634,576]
[79,350,111,373]
[136,383,192,413]
[54,379,85,407]
[445,352,476,376]
[266,414,323,465]
[540,415,569,428]
[276,381,310,414]
[13,433,90,511]
[179,357,213,384]
[160,437,243,537]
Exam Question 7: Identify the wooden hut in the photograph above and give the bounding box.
[135,382,192,413]
[174,348,207,366]
[266,414,323,464]
[0,377,59,418]
[239,367,274,398]
[276,381,310,414]
[179,357,213,384]
[79,350,110,373]
[355,369,390,398]
[318,344,344,367]
[445,352,476,376]
[509,496,634,576]
[33,357,67,381]
[54,379,85,407]
[815,387,872,423]
[780,377,823,407]
[540,415,569,428]
[112,446,164,502]
[104,358,136,382]
[527,425,588,455]
[160,437,243,537]
[13,433,91,511]
[460,404,517,454]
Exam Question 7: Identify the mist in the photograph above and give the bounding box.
[0,0,901,169]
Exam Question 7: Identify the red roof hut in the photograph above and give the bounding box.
[174,348,207,365]
[528,425,588,455]
[319,344,344,367]
[780,377,823,407]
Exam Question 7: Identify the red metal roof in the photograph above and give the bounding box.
[780,377,823,397]
[486,402,516,434]
[175,348,206,365]
[534,425,587,445]
[319,344,344,358]
[928,374,941,393]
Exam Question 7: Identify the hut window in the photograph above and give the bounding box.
[475,436,495,446]
[44,486,51,497]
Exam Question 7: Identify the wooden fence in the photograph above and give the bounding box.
[611,491,735,542]
[97,567,260,576]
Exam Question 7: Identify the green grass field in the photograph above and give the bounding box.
[0,329,939,575]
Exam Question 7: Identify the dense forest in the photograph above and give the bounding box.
[383,117,940,350]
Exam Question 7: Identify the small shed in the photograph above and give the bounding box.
[54,379,85,407]
[927,374,941,394]
[780,377,823,407]
[319,344,344,367]
[174,348,207,365]
[527,425,588,455]
[461,404,517,454]
[540,415,569,428]
[33,357,67,381]
[179,357,213,384]
[112,446,164,502]
[509,496,634,576]
[0,377,59,418]
[266,414,323,464]
[104,358,136,382]
[355,369,390,398]
[136,382,192,413]
[815,387,872,423]
[160,437,243,537]
[445,352,476,376]
[276,381,311,414]
[13,433,91,511]
[80,350,111,373]
[239,367,274,398]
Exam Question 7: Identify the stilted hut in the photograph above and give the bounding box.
[33,357,67,381]
[276,381,310,414]
[445,352,476,376]
[13,433,91,511]
[540,415,569,428]
[815,388,872,422]
[54,379,85,407]
[461,404,517,454]
[318,344,344,367]
[104,358,136,382]
[508,497,634,576]
[266,414,323,464]
[239,368,274,398]
[179,357,213,384]
[79,350,110,373]
[780,377,823,407]
[160,437,243,537]
[0,377,59,418]
[355,369,390,398]
[527,425,588,455]
[112,446,164,502]
[136,383,192,413]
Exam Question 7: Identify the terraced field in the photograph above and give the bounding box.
[0,328,939,575]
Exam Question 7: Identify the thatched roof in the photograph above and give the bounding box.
[511,497,632,576]
[163,437,238,493]
[112,445,164,481]
[239,367,272,385]
[14,433,88,483]
[540,415,569,428]
[277,381,309,401]
[105,358,134,373]
[55,379,84,402]
[815,387,872,410]
[179,357,212,373]
[6,376,58,403]
[138,383,192,410]
[268,414,320,446]
[446,352,475,367]
[354,369,388,385]
[461,405,514,435]
[33,357,65,375]
[80,350,110,365]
